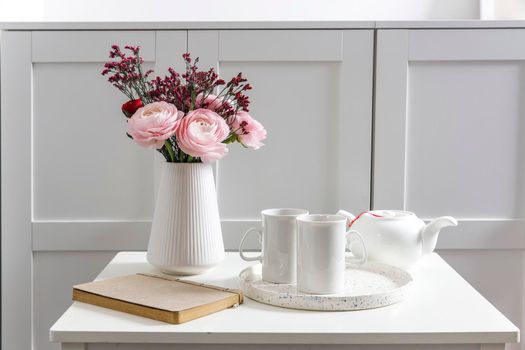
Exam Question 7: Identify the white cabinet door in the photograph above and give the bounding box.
[189,30,374,248]
[375,29,525,249]
[1,30,186,350]
[2,29,373,350]
[375,29,525,350]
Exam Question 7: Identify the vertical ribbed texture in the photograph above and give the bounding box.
[146,163,225,275]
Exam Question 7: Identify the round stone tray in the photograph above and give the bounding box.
[239,260,413,311]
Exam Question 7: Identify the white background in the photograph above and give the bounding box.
[0,0,522,22]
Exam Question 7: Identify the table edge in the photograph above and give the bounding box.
[49,330,520,345]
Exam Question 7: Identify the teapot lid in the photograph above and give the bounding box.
[347,210,416,228]
[369,210,415,218]
[346,210,416,228]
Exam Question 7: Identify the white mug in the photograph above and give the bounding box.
[296,214,367,294]
[239,208,309,283]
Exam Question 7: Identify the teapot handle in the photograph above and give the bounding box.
[345,229,368,265]
[337,210,356,226]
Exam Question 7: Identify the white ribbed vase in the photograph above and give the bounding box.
[146,162,225,275]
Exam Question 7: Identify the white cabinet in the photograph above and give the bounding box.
[1,29,374,350]
[2,25,525,350]
[374,29,525,350]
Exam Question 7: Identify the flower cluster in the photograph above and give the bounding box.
[102,45,266,163]
[102,45,154,102]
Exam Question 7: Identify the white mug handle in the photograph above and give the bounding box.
[345,229,368,265]
[239,227,263,262]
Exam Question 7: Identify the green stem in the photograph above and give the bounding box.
[164,140,175,162]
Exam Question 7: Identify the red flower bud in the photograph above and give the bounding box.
[121,99,143,118]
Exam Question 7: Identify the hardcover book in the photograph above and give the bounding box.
[72,273,243,324]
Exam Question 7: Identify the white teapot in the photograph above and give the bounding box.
[337,210,458,268]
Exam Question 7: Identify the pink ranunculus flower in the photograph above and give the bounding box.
[232,111,267,150]
[195,93,219,111]
[127,101,180,149]
[195,93,230,111]
[175,108,230,163]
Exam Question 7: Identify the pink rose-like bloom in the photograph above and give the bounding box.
[127,101,181,149]
[195,93,220,111]
[232,111,267,150]
[176,108,230,163]
[195,93,230,111]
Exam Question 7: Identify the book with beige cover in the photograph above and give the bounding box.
[72,273,243,324]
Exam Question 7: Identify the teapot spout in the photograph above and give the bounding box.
[421,216,458,255]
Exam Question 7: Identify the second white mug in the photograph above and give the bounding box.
[239,208,309,283]
[297,214,367,294]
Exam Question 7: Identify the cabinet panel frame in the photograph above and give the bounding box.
[189,29,374,226]
[374,29,525,249]
[1,30,33,350]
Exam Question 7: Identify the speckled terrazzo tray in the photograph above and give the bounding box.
[239,261,413,311]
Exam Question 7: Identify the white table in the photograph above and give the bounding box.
[50,252,519,350]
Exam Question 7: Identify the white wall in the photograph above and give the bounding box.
[495,0,525,19]
[0,0,481,22]
[5,0,525,25]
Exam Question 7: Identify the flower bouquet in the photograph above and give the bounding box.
[102,45,267,275]
[102,45,266,162]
